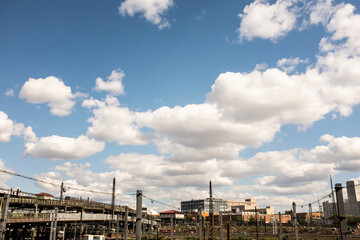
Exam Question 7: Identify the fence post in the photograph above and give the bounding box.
[136,190,142,240]
[0,194,10,240]
[292,202,298,240]
[335,183,349,240]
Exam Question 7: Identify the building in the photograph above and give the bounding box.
[347,180,360,216]
[181,198,228,213]
[227,199,256,211]
[323,180,360,221]
[159,210,184,225]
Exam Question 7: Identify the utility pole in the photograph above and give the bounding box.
[198,207,202,240]
[330,175,337,217]
[309,203,313,227]
[227,224,230,240]
[116,214,119,240]
[79,208,83,239]
[255,207,259,240]
[209,180,214,240]
[60,182,64,202]
[220,213,224,240]
[335,183,349,240]
[111,178,116,233]
[292,202,299,240]
[124,207,128,240]
[50,210,54,240]
[0,194,10,240]
[171,215,174,240]
[136,190,142,240]
[278,212,282,240]
[52,208,58,240]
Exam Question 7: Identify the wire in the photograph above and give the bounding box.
[0,168,135,198]
[143,195,181,211]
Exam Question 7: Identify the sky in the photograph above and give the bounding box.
[1,0,360,213]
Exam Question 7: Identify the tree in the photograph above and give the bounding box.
[186,213,194,222]
[237,216,244,223]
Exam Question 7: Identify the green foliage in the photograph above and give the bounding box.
[249,216,256,223]
[347,215,360,225]
[230,237,251,240]
[186,213,193,222]
[183,237,197,240]
[282,234,290,240]
[237,216,244,223]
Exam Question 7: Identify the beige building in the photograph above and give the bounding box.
[227,199,256,211]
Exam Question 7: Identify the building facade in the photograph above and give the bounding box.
[181,198,228,213]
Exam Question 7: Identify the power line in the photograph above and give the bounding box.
[0,168,135,198]
[143,195,181,211]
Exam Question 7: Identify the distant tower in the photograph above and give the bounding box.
[346,180,360,216]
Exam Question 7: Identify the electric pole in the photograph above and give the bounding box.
[136,190,142,240]
[209,180,214,240]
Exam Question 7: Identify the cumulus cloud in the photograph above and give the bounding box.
[302,135,360,172]
[277,57,309,73]
[119,0,174,29]
[24,134,105,161]
[95,69,126,95]
[238,0,297,42]
[0,111,24,142]
[308,0,336,25]
[84,96,148,146]
[0,159,13,188]
[19,76,86,116]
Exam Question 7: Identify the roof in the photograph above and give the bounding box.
[36,192,54,197]
[160,210,184,214]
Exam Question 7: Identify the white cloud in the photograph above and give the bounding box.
[277,57,308,73]
[0,159,13,188]
[24,134,105,161]
[119,0,174,29]
[19,76,85,117]
[0,111,24,142]
[303,135,360,170]
[5,89,15,97]
[85,97,148,146]
[238,0,297,42]
[309,0,336,25]
[95,69,126,95]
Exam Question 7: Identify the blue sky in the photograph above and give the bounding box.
[1,0,360,212]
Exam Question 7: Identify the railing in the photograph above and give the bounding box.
[5,212,158,224]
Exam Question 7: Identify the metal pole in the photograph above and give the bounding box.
[227,224,230,240]
[0,194,10,240]
[73,221,76,240]
[335,183,349,240]
[62,225,66,240]
[255,207,259,240]
[278,212,282,240]
[124,207,128,240]
[60,182,64,202]
[220,213,224,240]
[330,175,337,217]
[198,208,202,240]
[50,210,54,240]
[209,180,214,240]
[136,190,142,240]
[309,203,313,227]
[292,202,298,240]
[171,215,174,240]
[52,208,58,240]
[79,208,83,239]
[116,214,119,240]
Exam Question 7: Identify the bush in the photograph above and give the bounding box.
[282,234,290,240]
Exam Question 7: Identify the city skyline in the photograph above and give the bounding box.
[1,0,360,212]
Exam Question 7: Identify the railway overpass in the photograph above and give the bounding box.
[0,189,158,239]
